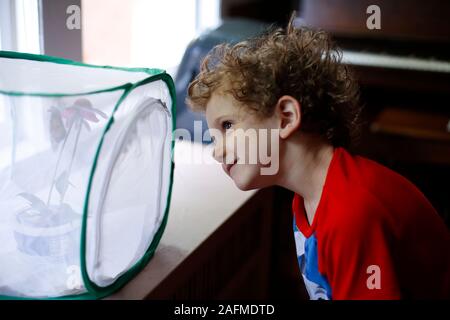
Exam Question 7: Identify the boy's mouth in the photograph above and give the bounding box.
[222,158,238,176]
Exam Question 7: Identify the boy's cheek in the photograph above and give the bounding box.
[223,128,280,167]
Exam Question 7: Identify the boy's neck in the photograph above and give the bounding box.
[276,134,334,224]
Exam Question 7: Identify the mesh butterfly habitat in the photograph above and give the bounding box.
[0,51,176,299]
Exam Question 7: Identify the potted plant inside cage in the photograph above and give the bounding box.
[13,98,107,262]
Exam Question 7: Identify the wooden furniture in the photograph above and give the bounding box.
[297,0,450,154]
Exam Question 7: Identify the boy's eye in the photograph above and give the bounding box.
[221,121,233,130]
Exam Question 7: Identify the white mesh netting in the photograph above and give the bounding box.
[0,53,174,299]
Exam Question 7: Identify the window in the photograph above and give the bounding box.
[1,0,220,159]
[0,0,41,53]
[0,0,42,157]
[82,0,221,76]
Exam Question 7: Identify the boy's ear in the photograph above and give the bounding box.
[276,95,301,139]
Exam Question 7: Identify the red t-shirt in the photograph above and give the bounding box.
[292,147,450,299]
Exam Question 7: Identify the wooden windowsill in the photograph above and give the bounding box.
[107,141,260,299]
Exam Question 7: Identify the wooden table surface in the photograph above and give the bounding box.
[107,141,258,299]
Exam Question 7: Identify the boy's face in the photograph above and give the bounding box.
[205,91,280,191]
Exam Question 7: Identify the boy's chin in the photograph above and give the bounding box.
[231,172,264,191]
[229,164,273,191]
[233,180,257,191]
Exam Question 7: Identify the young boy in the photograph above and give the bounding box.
[186,17,450,299]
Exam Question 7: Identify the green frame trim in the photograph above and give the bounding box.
[0,50,163,97]
[0,51,176,300]
[0,50,163,76]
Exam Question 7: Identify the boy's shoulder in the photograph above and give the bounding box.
[322,148,438,235]
[333,147,415,193]
[331,147,428,206]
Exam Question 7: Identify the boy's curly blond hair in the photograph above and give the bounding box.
[186,14,361,148]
